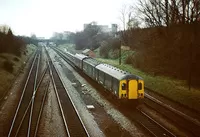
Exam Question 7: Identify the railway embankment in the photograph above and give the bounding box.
[0,44,36,103]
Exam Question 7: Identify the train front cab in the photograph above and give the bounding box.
[119,79,144,99]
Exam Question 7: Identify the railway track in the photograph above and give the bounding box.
[46,48,90,137]
[135,108,175,137]
[144,90,200,136]
[50,47,177,137]
[7,50,49,137]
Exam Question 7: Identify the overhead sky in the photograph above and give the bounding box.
[0,0,136,38]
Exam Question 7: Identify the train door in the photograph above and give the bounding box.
[128,80,138,99]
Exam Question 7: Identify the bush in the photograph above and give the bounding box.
[99,41,111,58]
[125,55,134,65]
[13,57,19,62]
[3,60,14,73]
[0,54,7,60]
[109,49,119,59]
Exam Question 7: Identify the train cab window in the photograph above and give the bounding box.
[138,82,142,90]
[122,83,126,90]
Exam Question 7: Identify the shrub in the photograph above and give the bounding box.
[13,57,19,62]
[109,49,119,59]
[99,41,111,58]
[125,55,134,64]
[3,60,14,73]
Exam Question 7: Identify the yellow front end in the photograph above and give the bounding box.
[119,79,144,99]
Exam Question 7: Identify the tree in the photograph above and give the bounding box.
[99,41,111,58]
[68,32,75,43]
[0,26,28,56]
[51,32,63,40]
[74,22,107,50]
[127,17,140,29]
[30,33,37,39]
[137,0,200,27]
[119,4,141,47]
[119,4,129,31]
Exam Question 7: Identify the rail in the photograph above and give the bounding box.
[46,47,90,137]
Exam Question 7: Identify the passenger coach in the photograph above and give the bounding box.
[82,58,100,80]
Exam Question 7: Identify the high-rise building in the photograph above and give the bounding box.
[111,24,118,33]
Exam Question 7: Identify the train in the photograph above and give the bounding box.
[55,48,144,100]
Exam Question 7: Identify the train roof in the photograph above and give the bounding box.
[65,51,74,56]
[74,53,89,60]
[96,64,141,80]
[83,58,101,67]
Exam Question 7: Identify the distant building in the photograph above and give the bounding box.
[111,24,118,33]
[82,49,95,57]
[83,23,118,33]
[84,24,89,30]
[98,25,111,33]
[37,37,45,40]
[84,22,97,30]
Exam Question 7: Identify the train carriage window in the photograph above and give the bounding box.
[122,83,126,90]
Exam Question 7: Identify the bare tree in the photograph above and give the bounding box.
[119,4,141,47]
[165,0,169,26]
[137,0,200,27]
[119,4,129,31]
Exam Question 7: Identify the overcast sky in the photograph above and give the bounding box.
[0,0,136,38]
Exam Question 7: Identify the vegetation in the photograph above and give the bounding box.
[121,24,200,88]
[0,26,38,56]
[0,25,37,99]
[137,0,200,27]
[0,28,25,56]
[71,22,114,50]
[0,44,36,98]
[98,38,121,58]
[3,60,14,73]
[115,0,200,89]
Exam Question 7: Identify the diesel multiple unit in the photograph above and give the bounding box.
[57,49,144,100]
